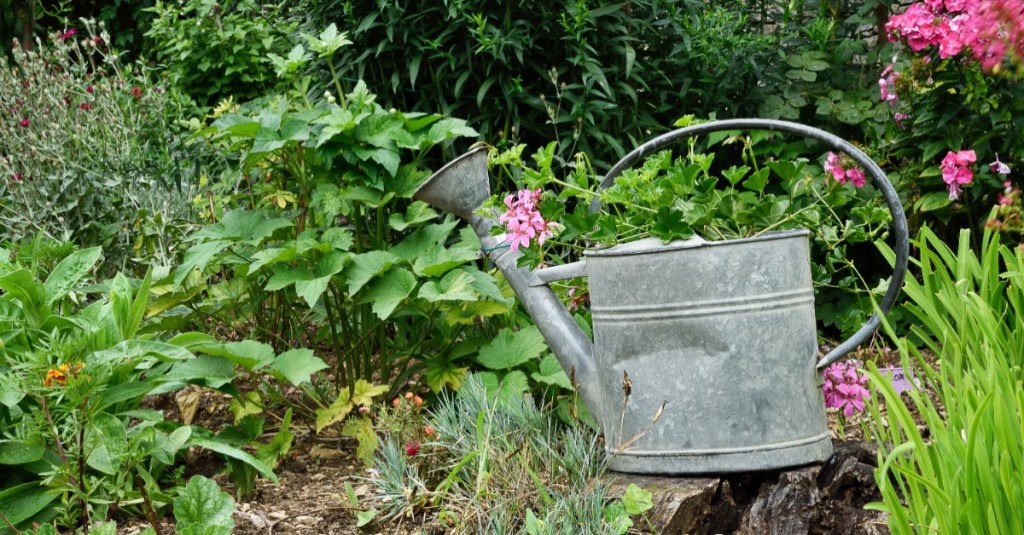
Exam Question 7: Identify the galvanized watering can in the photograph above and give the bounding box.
[414,119,909,474]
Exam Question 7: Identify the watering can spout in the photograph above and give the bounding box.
[414,148,599,409]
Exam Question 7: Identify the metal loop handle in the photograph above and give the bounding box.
[589,118,909,369]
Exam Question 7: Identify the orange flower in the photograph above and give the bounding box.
[43,368,65,387]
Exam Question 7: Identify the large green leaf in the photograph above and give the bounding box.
[200,341,276,371]
[174,240,231,287]
[388,201,439,231]
[389,221,458,262]
[163,356,237,389]
[191,210,293,245]
[186,438,278,483]
[344,251,399,295]
[269,349,328,386]
[0,440,45,465]
[412,243,478,277]
[530,354,573,390]
[173,475,236,535]
[264,266,314,291]
[43,246,102,306]
[355,267,418,320]
[0,482,57,534]
[418,270,478,302]
[476,326,548,370]
[315,389,352,432]
[90,340,196,364]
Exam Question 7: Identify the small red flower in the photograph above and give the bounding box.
[59,28,77,41]
[10,173,23,181]
[19,119,29,127]
[86,86,94,93]
[94,36,104,46]
[405,441,421,456]
[79,103,91,110]
[130,86,143,99]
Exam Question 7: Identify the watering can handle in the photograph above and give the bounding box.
[589,119,909,370]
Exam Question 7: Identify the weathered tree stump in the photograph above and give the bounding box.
[604,440,888,534]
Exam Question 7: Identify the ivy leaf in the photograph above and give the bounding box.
[476,326,547,370]
[389,201,439,231]
[418,270,478,302]
[270,349,328,386]
[356,267,418,320]
[344,251,399,295]
[173,475,236,535]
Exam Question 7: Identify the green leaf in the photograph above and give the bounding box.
[425,118,479,145]
[345,251,399,295]
[43,246,102,306]
[476,326,548,370]
[200,340,276,371]
[356,267,418,320]
[0,440,45,465]
[191,210,293,245]
[351,379,389,406]
[341,416,378,466]
[530,354,573,390]
[0,482,57,532]
[270,349,328,386]
[915,191,953,212]
[743,168,771,194]
[264,266,314,291]
[412,243,478,277]
[163,356,237,389]
[295,276,331,308]
[418,270,478,302]
[425,355,469,392]
[174,240,231,287]
[173,475,236,534]
[389,201,439,231]
[622,483,654,515]
[186,438,278,483]
[0,269,43,310]
[315,389,352,432]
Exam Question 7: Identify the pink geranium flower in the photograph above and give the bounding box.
[823,360,871,417]
[823,152,868,188]
[499,189,555,251]
[941,149,977,200]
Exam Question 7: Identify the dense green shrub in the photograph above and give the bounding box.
[144,0,300,106]
[304,0,893,169]
[0,22,203,272]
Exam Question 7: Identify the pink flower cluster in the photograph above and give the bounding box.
[886,0,1024,70]
[499,189,555,252]
[823,360,871,417]
[823,152,867,187]
[941,149,977,200]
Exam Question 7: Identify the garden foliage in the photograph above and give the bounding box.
[867,226,1024,533]
[0,22,202,271]
[0,243,289,532]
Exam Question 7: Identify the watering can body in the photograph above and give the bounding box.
[414,119,908,474]
[582,231,830,472]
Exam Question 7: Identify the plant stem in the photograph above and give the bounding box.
[135,474,163,535]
